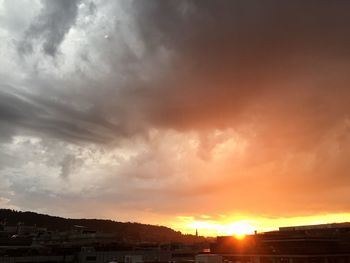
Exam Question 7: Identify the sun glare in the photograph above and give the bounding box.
[187,220,256,237]
[223,222,256,238]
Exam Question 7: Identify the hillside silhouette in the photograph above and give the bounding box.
[0,209,201,243]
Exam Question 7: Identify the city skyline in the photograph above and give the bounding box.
[1,0,350,237]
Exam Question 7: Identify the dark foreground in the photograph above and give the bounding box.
[2,218,350,262]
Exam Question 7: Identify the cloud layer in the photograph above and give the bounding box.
[1,0,350,227]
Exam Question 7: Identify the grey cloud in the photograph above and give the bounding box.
[2,0,350,144]
[3,0,350,219]
[88,2,97,15]
[0,86,124,143]
[8,0,350,144]
[60,154,77,179]
[18,0,81,56]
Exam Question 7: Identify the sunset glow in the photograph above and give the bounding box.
[171,213,350,237]
[1,0,350,242]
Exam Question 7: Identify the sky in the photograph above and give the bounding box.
[1,0,350,236]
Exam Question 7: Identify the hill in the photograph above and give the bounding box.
[0,209,201,243]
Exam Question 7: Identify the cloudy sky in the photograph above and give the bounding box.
[1,0,350,235]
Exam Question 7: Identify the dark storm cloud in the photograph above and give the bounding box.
[130,0,350,130]
[135,0,350,60]
[18,0,81,56]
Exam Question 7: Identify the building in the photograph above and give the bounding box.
[209,222,350,263]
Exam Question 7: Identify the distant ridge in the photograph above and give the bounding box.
[0,209,201,243]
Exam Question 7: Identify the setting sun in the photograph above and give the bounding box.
[223,222,256,238]
[186,220,257,237]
